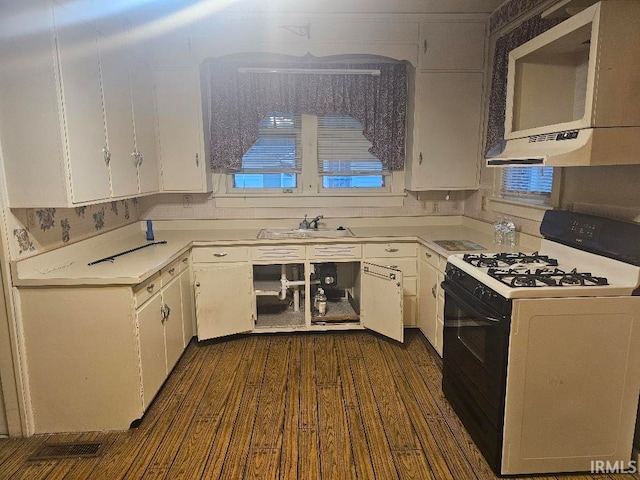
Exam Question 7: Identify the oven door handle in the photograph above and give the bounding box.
[441,281,503,324]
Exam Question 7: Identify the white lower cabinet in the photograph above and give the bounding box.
[18,256,192,433]
[193,243,406,343]
[137,293,167,409]
[418,246,445,356]
[194,263,254,340]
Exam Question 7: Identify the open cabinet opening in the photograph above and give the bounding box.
[310,262,361,325]
[253,264,305,328]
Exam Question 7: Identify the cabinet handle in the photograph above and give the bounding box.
[424,251,432,258]
[213,252,228,257]
[103,147,111,166]
[146,284,155,293]
[431,285,437,298]
[384,247,399,253]
[182,258,189,264]
[137,152,144,166]
[164,304,171,319]
[387,265,398,269]
[419,152,423,165]
[168,268,176,275]
[423,39,427,54]
[195,153,200,167]
[195,282,201,287]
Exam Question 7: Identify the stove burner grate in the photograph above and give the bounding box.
[487,267,609,288]
[463,251,559,268]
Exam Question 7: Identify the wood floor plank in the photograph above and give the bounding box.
[298,428,322,480]
[335,335,377,480]
[0,434,50,479]
[216,384,261,480]
[393,449,436,480]
[279,335,301,480]
[165,336,255,479]
[1,331,633,480]
[347,354,400,480]
[357,334,421,450]
[245,448,281,480]
[201,337,265,478]
[314,335,339,386]
[250,336,291,450]
[317,385,356,480]
[299,334,319,431]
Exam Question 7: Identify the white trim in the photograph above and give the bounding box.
[238,67,381,76]
[488,196,549,222]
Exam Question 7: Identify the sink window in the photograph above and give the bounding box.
[501,166,553,203]
[318,115,385,189]
[234,113,301,190]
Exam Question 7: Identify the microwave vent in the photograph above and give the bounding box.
[528,133,557,143]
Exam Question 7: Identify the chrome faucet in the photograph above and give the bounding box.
[299,214,323,229]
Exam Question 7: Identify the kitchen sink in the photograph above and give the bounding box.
[257,227,355,239]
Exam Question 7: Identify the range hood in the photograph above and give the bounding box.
[487,1,640,168]
[486,127,640,167]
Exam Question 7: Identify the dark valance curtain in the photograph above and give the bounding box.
[484,15,563,155]
[205,61,407,171]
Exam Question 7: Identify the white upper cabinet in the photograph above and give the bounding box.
[406,72,483,190]
[0,1,159,208]
[406,19,487,191]
[130,58,160,194]
[155,67,212,193]
[53,2,112,204]
[418,21,486,71]
[99,29,138,198]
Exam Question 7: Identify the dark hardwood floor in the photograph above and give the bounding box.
[0,329,637,479]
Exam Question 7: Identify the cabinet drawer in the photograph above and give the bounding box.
[192,246,249,263]
[364,242,417,258]
[134,272,161,308]
[420,246,440,270]
[251,245,305,261]
[177,254,190,273]
[308,244,361,259]
[366,257,416,277]
[160,259,181,286]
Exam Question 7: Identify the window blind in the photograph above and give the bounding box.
[240,113,301,173]
[317,115,387,176]
[502,166,553,196]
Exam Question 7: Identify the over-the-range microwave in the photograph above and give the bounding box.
[487,0,640,167]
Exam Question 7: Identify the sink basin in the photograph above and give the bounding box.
[257,228,355,239]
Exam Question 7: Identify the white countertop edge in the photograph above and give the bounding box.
[12,219,542,287]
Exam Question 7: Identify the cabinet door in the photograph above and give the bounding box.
[155,68,209,192]
[137,294,166,409]
[99,33,138,197]
[162,277,184,372]
[130,57,159,194]
[418,259,438,347]
[360,262,404,343]
[409,72,482,190]
[419,21,486,71]
[180,268,195,346]
[53,4,111,203]
[194,263,253,340]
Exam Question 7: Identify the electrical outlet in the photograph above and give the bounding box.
[183,194,193,208]
[431,202,439,213]
[481,196,487,211]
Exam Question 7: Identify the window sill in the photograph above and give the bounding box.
[488,196,551,222]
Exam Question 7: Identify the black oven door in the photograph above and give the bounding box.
[441,279,511,474]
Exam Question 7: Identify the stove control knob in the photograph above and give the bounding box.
[474,286,485,299]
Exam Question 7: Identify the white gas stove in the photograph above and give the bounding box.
[441,210,640,476]
[447,239,640,299]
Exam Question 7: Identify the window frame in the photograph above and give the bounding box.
[227,113,392,195]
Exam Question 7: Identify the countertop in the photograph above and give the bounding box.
[12,218,541,287]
